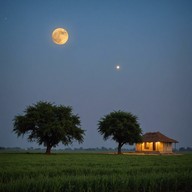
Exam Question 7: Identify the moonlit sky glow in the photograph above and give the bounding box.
[0,0,192,149]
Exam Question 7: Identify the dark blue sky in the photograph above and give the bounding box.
[0,0,192,149]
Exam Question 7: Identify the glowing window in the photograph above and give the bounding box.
[144,142,149,149]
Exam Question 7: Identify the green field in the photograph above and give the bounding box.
[0,153,192,192]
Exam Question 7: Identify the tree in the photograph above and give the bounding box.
[98,111,142,154]
[13,101,85,154]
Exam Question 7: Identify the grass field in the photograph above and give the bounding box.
[0,153,192,192]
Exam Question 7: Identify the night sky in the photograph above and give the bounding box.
[0,0,192,149]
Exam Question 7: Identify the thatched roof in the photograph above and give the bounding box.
[141,132,178,143]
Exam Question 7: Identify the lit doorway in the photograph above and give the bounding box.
[153,142,156,151]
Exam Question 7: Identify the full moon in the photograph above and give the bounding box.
[52,28,69,45]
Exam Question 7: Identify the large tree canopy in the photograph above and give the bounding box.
[13,101,85,154]
[98,111,142,154]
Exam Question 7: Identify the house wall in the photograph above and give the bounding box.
[163,143,172,152]
[136,142,173,153]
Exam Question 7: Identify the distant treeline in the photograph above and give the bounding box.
[178,147,192,152]
[0,146,134,152]
[0,146,192,152]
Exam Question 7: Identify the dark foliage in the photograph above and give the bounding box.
[13,101,85,154]
[98,111,142,154]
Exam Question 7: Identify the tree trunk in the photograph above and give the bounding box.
[117,143,122,154]
[45,144,52,154]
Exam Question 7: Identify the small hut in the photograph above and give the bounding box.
[136,132,178,153]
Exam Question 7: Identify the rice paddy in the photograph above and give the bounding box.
[0,153,192,192]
